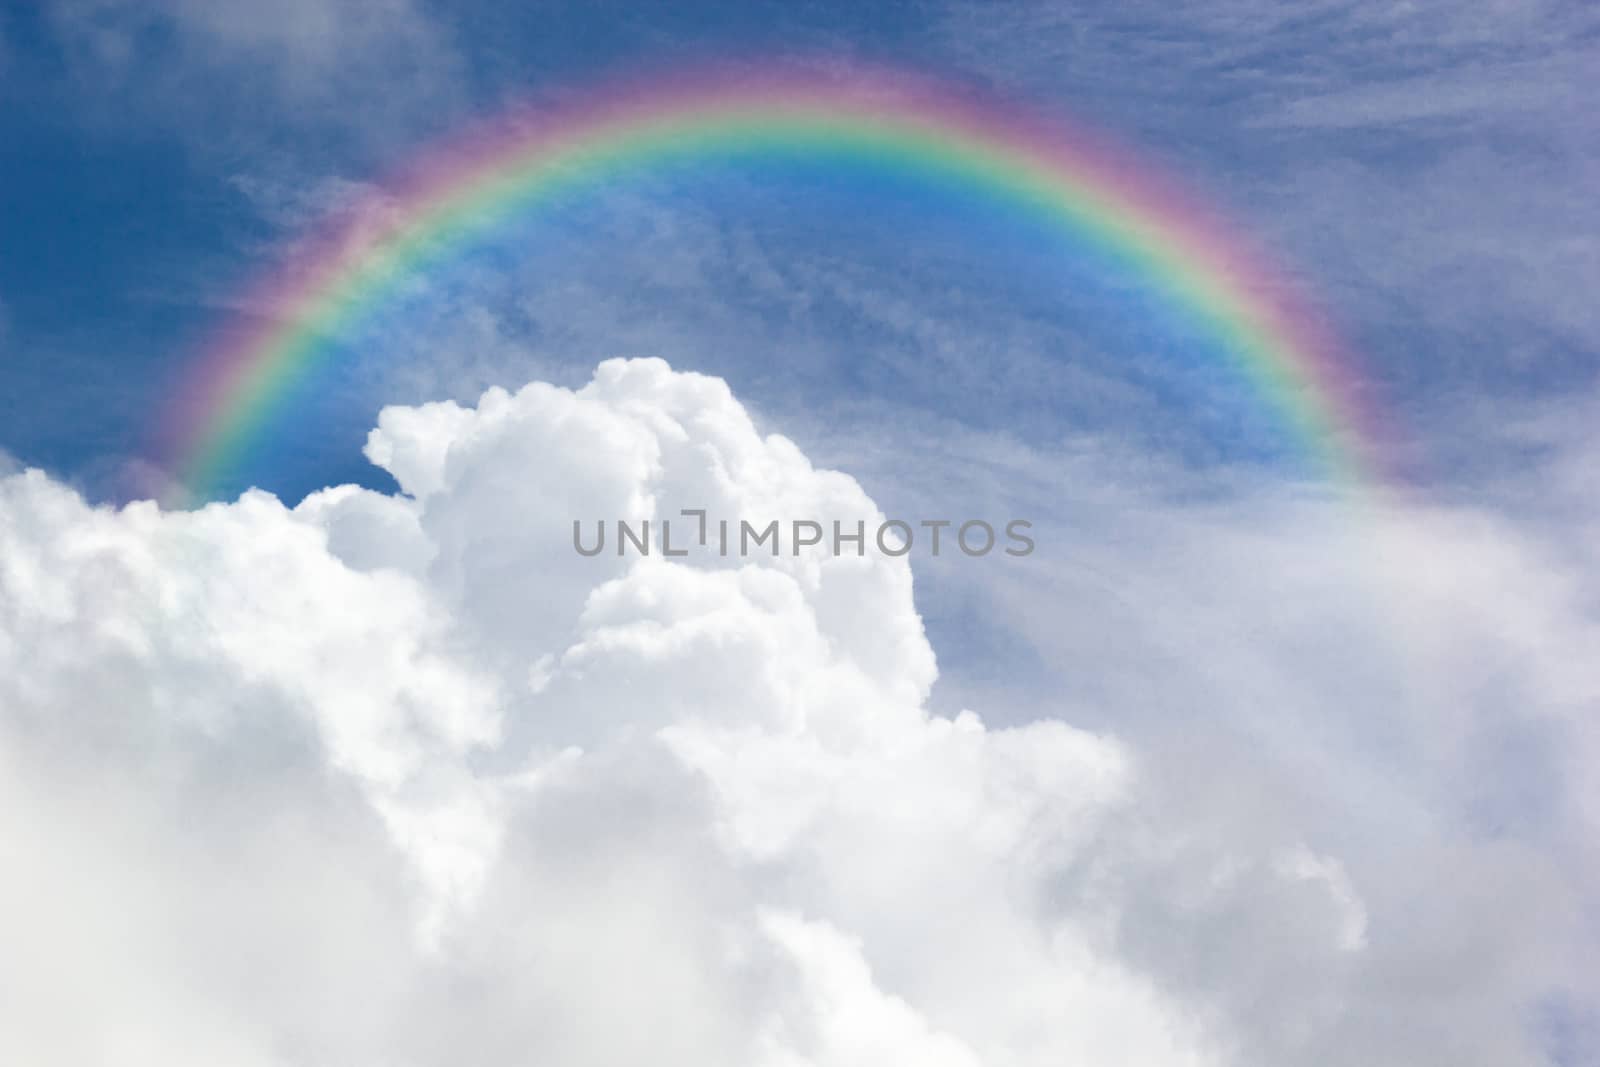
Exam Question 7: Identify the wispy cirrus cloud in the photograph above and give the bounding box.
[41,0,470,150]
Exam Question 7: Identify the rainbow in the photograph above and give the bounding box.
[161,62,1390,501]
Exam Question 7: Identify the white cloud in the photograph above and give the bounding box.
[0,358,1592,1064]
[820,407,1600,1066]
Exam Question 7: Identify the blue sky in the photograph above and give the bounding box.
[1,0,1594,501]
[1,3,1598,1065]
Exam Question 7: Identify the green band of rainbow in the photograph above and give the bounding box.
[163,63,1389,500]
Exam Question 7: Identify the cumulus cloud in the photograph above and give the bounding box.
[0,358,1589,1065]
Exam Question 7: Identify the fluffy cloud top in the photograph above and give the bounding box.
[0,359,1584,1065]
